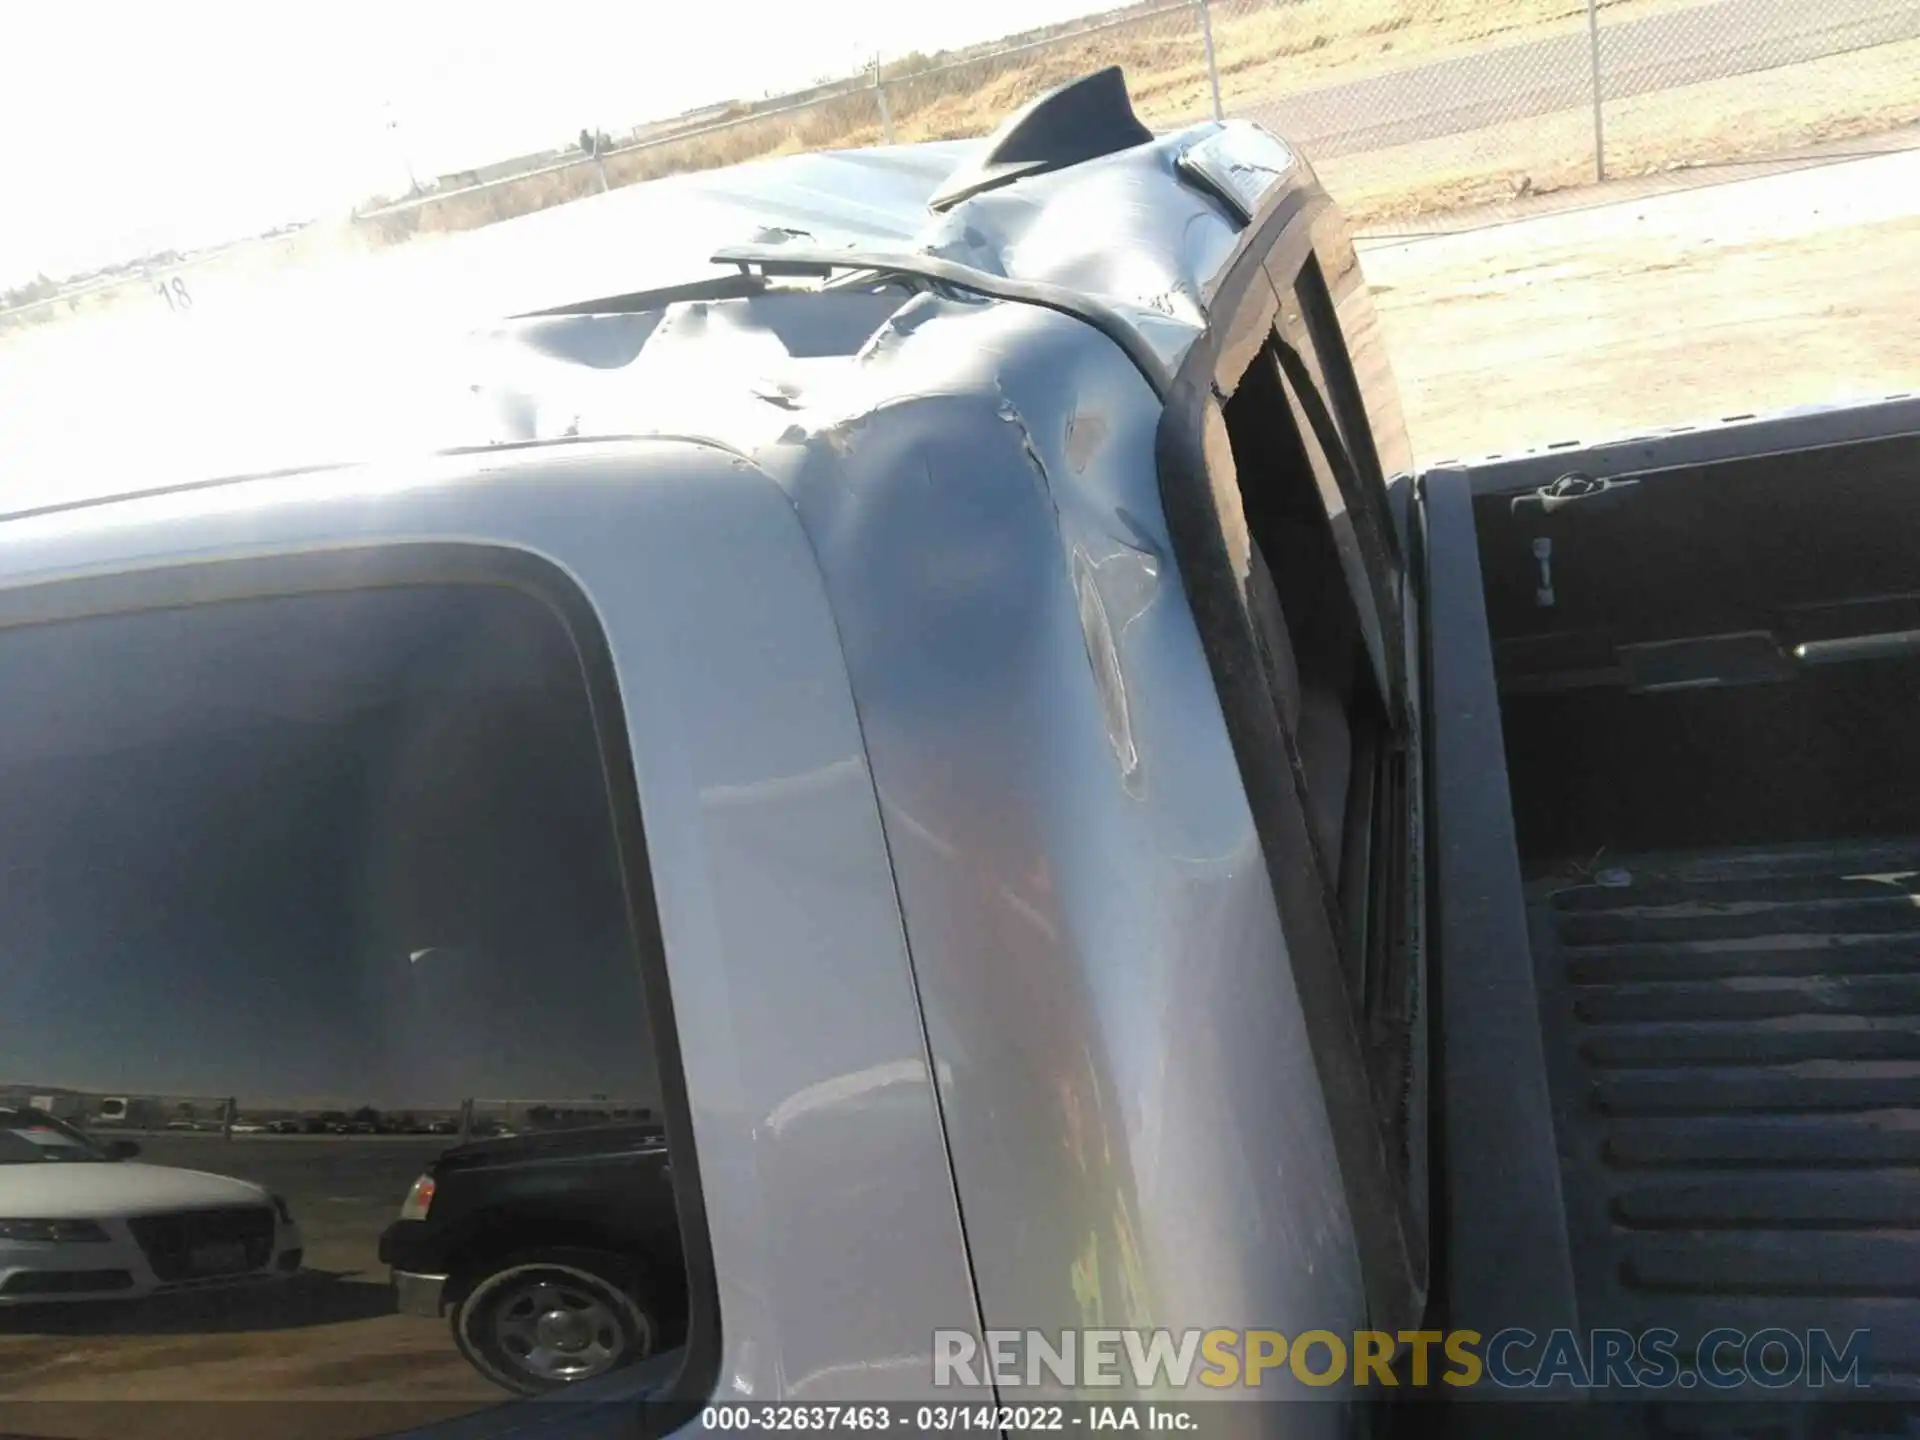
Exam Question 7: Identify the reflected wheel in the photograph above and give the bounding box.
[451,1253,654,1394]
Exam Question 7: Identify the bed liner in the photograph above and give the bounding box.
[1527,835,1920,1411]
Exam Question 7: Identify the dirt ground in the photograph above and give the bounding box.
[1362,143,1920,463]
[0,1138,503,1439]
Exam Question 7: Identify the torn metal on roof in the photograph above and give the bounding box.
[459,118,1308,456]
[1,101,1313,521]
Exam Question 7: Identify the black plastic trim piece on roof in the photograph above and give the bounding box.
[927,66,1154,213]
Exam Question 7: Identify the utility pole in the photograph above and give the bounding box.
[1585,0,1607,182]
[1197,0,1224,123]
[385,99,421,195]
[873,53,895,145]
[591,131,610,194]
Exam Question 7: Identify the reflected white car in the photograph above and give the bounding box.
[0,1109,303,1304]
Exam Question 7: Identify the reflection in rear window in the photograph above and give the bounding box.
[0,580,686,1430]
[0,586,656,1110]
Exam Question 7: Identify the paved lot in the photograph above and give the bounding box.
[0,1137,503,1434]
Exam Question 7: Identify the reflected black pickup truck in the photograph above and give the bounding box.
[378,1122,684,1395]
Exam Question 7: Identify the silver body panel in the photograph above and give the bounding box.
[756,300,1366,1402]
[0,119,1417,1427]
[1,329,1363,1411]
[0,320,1364,1417]
[0,452,989,1404]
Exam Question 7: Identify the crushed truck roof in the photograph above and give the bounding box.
[3,71,1318,521]
[460,112,1305,441]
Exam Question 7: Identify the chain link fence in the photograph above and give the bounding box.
[6,0,1917,328]
[360,2,1219,243]
[1224,0,1920,230]
[355,0,1920,245]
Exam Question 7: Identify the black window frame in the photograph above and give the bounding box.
[1295,251,1404,542]
[1154,183,1426,1340]
[1270,266,1409,717]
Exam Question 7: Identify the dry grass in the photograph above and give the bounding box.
[7,0,1916,334]
[363,0,1683,242]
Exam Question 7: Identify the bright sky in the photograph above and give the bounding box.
[3,0,1109,287]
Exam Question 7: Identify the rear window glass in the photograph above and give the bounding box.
[0,579,690,1431]
[0,1112,103,1162]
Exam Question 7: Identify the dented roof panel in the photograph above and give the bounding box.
[455,118,1312,462]
[0,118,1315,523]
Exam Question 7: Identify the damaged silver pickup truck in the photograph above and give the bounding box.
[5,65,1918,1440]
